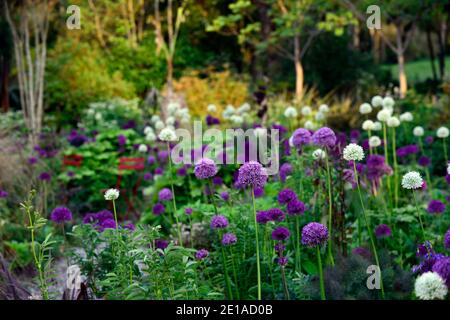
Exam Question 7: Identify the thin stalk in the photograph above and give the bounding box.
[230,246,240,299]
[280,266,290,300]
[443,138,448,165]
[251,189,262,300]
[295,216,301,272]
[220,241,233,299]
[316,246,325,300]
[167,143,183,246]
[324,154,335,266]
[383,123,392,201]
[412,190,426,241]
[391,128,399,208]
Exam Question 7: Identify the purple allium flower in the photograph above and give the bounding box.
[396,144,419,158]
[418,156,431,167]
[210,215,229,229]
[154,167,164,175]
[155,239,169,250]
[194,158,218,179]
[152,203,165,215]
[220,191,229,201]
[67,171,75,178]
[206,114,220,126]
[350,129,360,142]
[253,187,264,198]
[82,213,97,224]
[291,128,311,148]
[118,134,126,146]
[280,162,293,182]
[274,243,286,253]
[256,211,270,224]
[446,174,450,185]
[100,218,116,230]
[301,222,329,247]
[432,257,450,287]
[222,233,237,246]
[185,207,193,215]
[176,166,187,177]
[0,190,8,198]
[122,120,136,129]
[50,207,72,223]
[39,172,51,182]
[277,188,297,205]
[425,136,433,144]
[212,176,223,186]
[157,150,169,163]
[122,223,135,231]
[195,249,209,260]
[147,155,156,165]
[277,256,288,266]
[352,247,372,260]
[427,200,445,214]
[366,155,392,181]
[416,241,434,258]
[342,168,356,188]
[374,224,392,239]
[267,208,285,222]
[144,172,152,181]
[286,199,305,216]
[445,229,450,250]
[312,127,336,148]
[272,124,288,136]
[158,188,173,201]
[28,157,38,165]
[67,130,87,147]
[272,226,290,241]
[95,210,113,223]
[236,161,267,189]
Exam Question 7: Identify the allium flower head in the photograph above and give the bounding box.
[284,106,298,118]
[369,136,382,148]
[104,188,119,200]
[432,257,450,287]
[319,104,329,113]
[413,126,425,137]
[277,188,297,205]
[152,203,165,215]
[387,116,400,128]
[50,207,73,223]
[236,161,267,189]
[287,199,305,216]
[39,172,51,181]
[291,128,312,147]
[304,120,315,130]
[377,108,392,122]
[362,120,375,131]
[210,215,229,229]
[312,127,336,148]
[372,121,382,131]
[158,188,173,201]
[414,272,448,300]
[301,106,312,116]
[195,249,209,260]
[375,224,392,239]
[301,222,329,247]
[194,158,218,179]
[400,112,413,122]
[220,191,229,201]
[382,96,395,110]
[371,95,383,107]
[185,207,193,215]
[158,127,177,142]
[436,126,449,138]
[427,200,445,214]
[222,233,237,246]
[418,156,431,167]
[277,256,288,266]
[0,190,8,198]
[359,103,372,114]
[272,226,290,241]
[312,149,326,160]
[267,208,285,222]
[343,143,365,162]
[402,171,423,190]
[444,228,450,250]
[256,211,270,224]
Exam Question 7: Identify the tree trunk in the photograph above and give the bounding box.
[0,58,10,112]
[166,57,173,97]
[436,20,447,79]
[294,35,303,100]
[397,52,407,98]
[425,28,437,82]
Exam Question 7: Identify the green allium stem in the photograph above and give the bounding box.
[251,189,262,300]
[316,246,326,300]
[325,154,335,266]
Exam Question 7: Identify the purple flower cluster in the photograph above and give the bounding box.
[352,247,372,260]
[432,257,450,287]
[50,207,73,223]
[185,207,193,215]
[291,128,311,148]
[222,233,237,246]
[374,224,392,239]
[396,144,419,158]
[301,222,329,247]
[412,241,446,274]
[417,156,431,167]
[445,228,450,250]
[312,127,336,148]
[155,239,169,250]
[152,203,165,215]
[236,161,267,189]
[206,114,220,126]
[118,134,127,146]
[256,211,271,224]
[287,199,305,216]
[277,188,297,205]
[158,188,173,201]
[194,158,218,179]
[272,226,290,241]
[365,155,392,182]
[195,248,209,260]
[82,210,117,231]
[210,215,229,229]
[220,191,230,201]
[67,130,87,147]
[427,200,445,214]
[267,208,285,221]
[279,162,293,182]
[0,189,8,198]
[39,172,51,182]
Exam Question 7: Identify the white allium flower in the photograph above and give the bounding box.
[401,171,423,190]
[315,112,325,121]
[158,127,177,142]
[166,116,176,126]
[151,115,161,124]
[447,163,450,175]
[288,136,294,147]
[382,96,395,110]
[319,104,329,113]
[362,120,375,131]
[436,126,449,138]
[138,144,148,153]
[304,120,315,130]
[87,109,95,116]
[301,106,312,116]
[387,116,401,128]
[400,112,413,122]
[223,105,236,119]
[372,121,382,131]
[155,120,165,130]
[145,132,156,142]
[253,127,267,138]
[343,143,365,161]
[284,106,298,118]
[207,104,217,113]
[180,114,191,124]
[238,103,251,114]
[359,103,372,115]
[377,108,393,122]
[144,126,154,135]
[369,136,382,147]
[312,149,326,160]
[230,115,244,124]
[413,126,424,137]
[167,102,180,115]
[95,113,102,121]
[104,188,120,201]
[175,108,190,118]
[414,272,448,300]
[371,95,383,108]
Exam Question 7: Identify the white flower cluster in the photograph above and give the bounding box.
[167,101,191,125]
[359,103,372,115]
[401,171,423,190]
[158,127,177,142]
[369,136,381,147]
[436,126,449,138]
[414,272,448,300]
[343,143,365,162]
[222,103,251,124]
[104,188,120,201]
[413,126,424,137]
[284,106,298,118]
[312,149,326,160]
